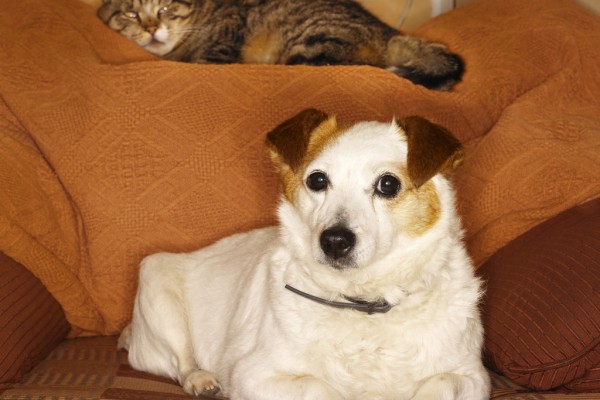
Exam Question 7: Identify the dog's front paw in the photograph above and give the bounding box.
[182,369,221,397]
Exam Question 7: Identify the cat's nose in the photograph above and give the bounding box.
[146,26,158,36]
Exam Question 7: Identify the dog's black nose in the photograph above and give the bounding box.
[320,226,356,260]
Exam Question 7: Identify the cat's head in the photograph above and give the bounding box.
[98,0,195,56]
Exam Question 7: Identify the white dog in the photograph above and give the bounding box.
[119,109,491,400]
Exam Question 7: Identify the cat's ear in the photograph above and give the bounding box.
[97,0,118,23]
[266,108,329,172]
[395,116,464,188]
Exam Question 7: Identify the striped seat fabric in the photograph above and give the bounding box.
[0,337,203,400]
[1,336,599,400]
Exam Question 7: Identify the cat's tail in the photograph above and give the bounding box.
[384,35,464,91]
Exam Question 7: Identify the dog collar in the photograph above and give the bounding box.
[284,284,392,315]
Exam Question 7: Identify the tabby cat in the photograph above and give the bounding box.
[98,0,464,90]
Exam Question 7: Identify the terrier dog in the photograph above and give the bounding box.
[119,109,491,400]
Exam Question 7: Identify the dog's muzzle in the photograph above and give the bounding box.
[319,225,356,267]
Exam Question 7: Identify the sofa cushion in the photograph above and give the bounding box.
[1,336,597,399]
[564,364,600,392]
[479,198,600,391]
[0,336,211,399]
[0,252,70,389]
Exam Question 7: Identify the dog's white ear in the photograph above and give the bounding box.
[266,108,329,172]
[396,116,464,188]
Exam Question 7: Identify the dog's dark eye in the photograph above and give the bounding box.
[375,174,401,197]
[306,171,329,192]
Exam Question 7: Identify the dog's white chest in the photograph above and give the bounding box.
[279,307,435,398]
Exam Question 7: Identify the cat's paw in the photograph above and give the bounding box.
[182,370,222,397]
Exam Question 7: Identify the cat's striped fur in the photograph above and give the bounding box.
[98,0,464,90]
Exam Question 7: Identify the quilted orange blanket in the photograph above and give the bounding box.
[1,0,599,335]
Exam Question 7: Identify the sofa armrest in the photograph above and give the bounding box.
[0,252,70,388]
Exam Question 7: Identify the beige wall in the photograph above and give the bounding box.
[578,0,600,15]
[79,0,101,7]
[357,0,434,31]
[456,0,600,15]
[360,0,600,31]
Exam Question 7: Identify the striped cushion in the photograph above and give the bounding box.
[0,252,70,388]
[0,336,208,399]
[1,336,599,399]
[564,365,600,392]
[480,199,600,391]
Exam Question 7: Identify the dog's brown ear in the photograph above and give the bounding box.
[396,116,464,188]
[266,108,329,172]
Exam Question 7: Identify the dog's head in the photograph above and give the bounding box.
[267,108,464,275]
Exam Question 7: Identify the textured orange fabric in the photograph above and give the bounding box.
[0,0,599,335]
[480,199,600,391]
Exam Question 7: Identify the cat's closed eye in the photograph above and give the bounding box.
[157,6,168,18]
[123,10,138,20]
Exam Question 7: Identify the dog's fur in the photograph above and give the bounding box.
[119,109,491,399]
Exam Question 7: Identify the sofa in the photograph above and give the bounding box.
[1,0,599,398]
